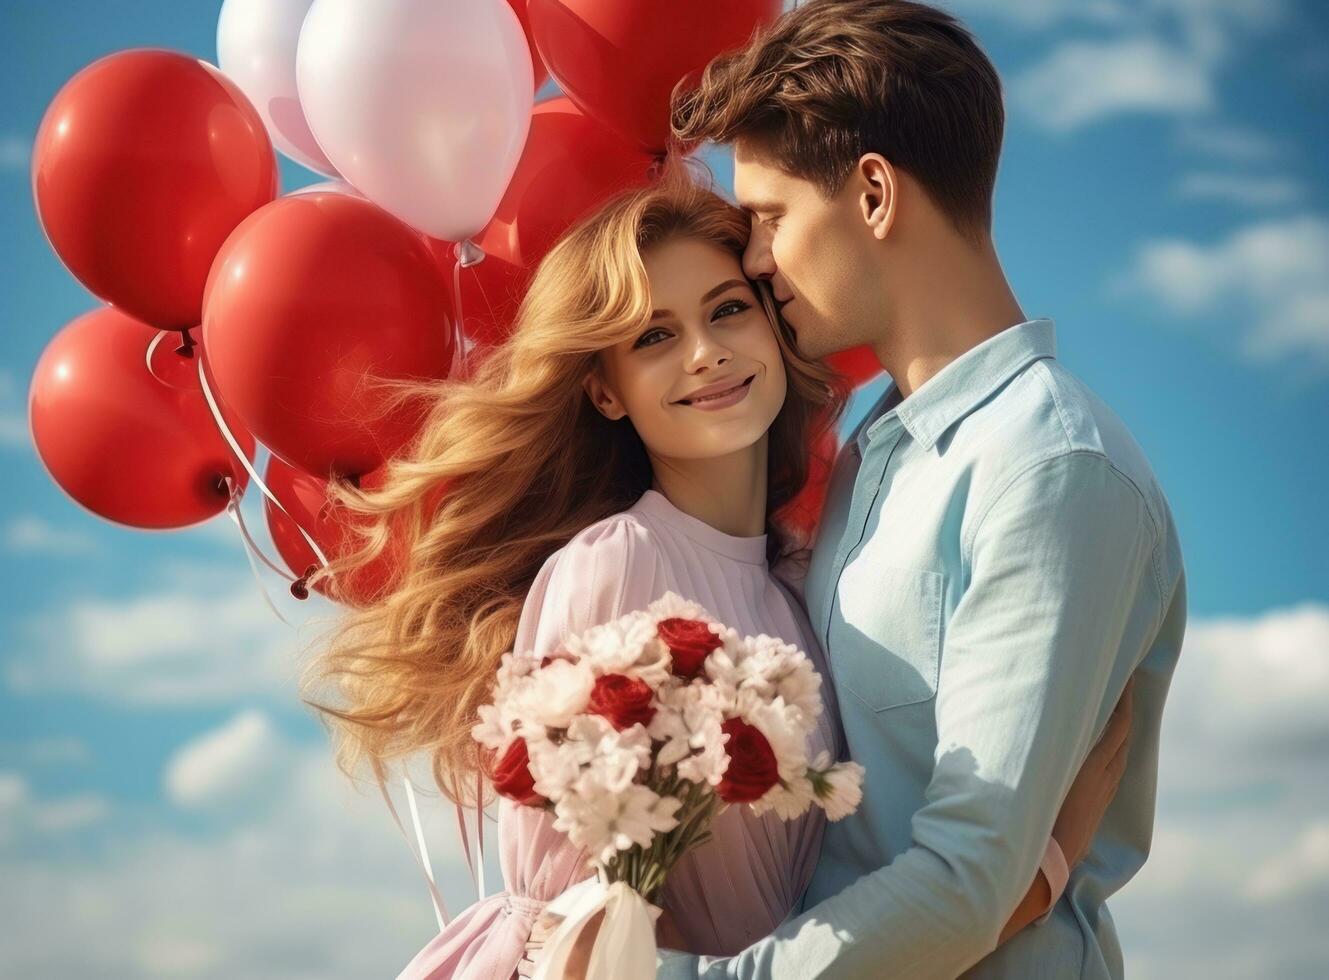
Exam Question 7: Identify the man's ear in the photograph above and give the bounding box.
[857,153,898,242]
[582,371,627,421]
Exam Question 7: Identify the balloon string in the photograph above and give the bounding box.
[451,258,469,381]
[190,342,452,928]
[225,479,298,581]
[375,768,451,932]
[223,480,298,627]
[476,769,487,900]
[451,238,486,381]
[195,357,331,570]
[145,329,170,375]
[455,797,475,896]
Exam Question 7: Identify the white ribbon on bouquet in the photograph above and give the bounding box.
[532,874,661,980]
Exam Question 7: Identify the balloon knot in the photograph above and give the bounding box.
[454,240,486,268]
[175,330,197,358]
[290,564,318,601]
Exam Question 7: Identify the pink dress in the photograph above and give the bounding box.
[396,489,843,979]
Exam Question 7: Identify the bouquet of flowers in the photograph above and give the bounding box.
[472,592,864,980]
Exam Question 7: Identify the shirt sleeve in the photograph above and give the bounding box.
[657,450,1158,979]
[1035,837,1070,925]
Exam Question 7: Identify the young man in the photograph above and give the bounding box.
[663,1,1186,977]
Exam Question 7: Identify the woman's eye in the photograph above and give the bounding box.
[713,299,751,320]
[634,328,669,349]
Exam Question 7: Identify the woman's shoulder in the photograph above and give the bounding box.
[519,508,670,653]
[538,509,663,584]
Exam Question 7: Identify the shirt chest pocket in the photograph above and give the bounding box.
[832,563,943,712]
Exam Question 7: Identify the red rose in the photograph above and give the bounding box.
[490,739,544,806]
[717,718,780,803]
[588,673,656,730]
[658,617,722,679]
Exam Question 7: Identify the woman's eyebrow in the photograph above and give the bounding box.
[650,279,749,320]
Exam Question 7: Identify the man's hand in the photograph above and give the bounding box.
[1053,676,1135,868]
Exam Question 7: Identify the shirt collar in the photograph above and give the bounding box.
[856,318,1057,455]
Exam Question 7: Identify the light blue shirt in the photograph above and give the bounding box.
[659,318,1185,978]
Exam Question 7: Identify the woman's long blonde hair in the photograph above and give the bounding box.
[300,157,849,804]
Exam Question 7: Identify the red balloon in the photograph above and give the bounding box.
[428,98,655,350]
[203,192,455,480]
[29,307,255,530]
[526,0,782,153]
[448,248,530,351]
[777,426,839,542]
[507,0,549,90]
[478,97,657,268]
[827,346,884,387]
[263,457,403,606]
[32,49,278,331]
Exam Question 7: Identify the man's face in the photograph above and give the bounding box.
[733,138,879,361]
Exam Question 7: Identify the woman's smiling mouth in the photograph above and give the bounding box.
[676,374,756,410]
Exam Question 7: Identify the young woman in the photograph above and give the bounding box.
[302,162,1130,979]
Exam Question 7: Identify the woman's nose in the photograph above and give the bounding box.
[685,328,732,372]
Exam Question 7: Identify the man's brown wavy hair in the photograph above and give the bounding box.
[671,0,1004,242]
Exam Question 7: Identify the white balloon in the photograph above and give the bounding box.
[216,0,338,177]
[286,179,360,198]
[297,0,534,242]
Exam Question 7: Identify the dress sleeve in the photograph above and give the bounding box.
[516,514,670,662]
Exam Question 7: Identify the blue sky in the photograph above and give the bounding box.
[2,1,1327,977]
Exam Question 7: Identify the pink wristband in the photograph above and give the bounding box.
[1036,838,1069,925]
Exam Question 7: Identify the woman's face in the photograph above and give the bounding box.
[585,236,788,462]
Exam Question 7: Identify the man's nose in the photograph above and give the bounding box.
[742,229,775,282]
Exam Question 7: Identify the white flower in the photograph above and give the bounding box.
[647,591,713,624]
[471,702,515,752]
[677,734,730,787]
[813,762,865,822]
[738,636,823,723]
[565,611,671,685]
[750,773,816,820]
[507,658,594,729]
[494,651,538,693]
[742,697,811,781]
[526,715,654,799]
[649,684,730,784]
[553,779,682,864]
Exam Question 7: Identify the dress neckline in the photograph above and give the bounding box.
[629,489,768,565]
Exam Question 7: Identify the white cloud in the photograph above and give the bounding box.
[1112,604,1329,978]
[0,133,30,171]
[0,368,31,450]
[946,0,1285,35]
[1120,215,1329,366]
[3,514,97,555]
[1248,822,1329,902]
[0,412,27,449]
[0,746,489,979]
[0,735,92,766]
[993,0,1289,132]
[1011,36,1212,131]
[0,770,110,846]
[942,0,1128,30]
[1175,172,1303,207]
[5,565,340,706]
[1175,122,1284,164]
[164,711,296,812]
